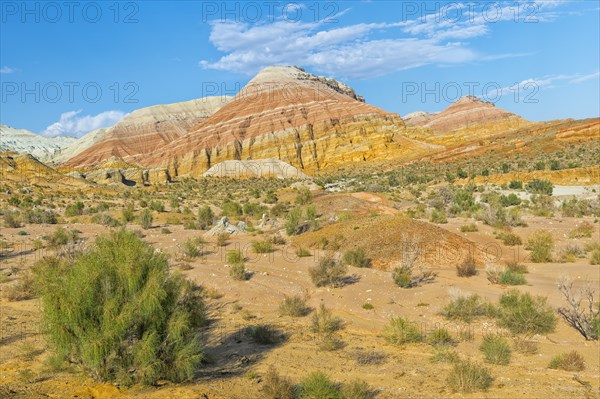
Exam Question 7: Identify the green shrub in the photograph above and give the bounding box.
[149,201,165,212]
[296,247,311,257]
[340,380,373,399]
[308,256,347,288]
[139,209,153,229]
[430,347,459,363]
[442,294,497,323]
[456,255,478,277]
[246,325,280,345]
[279,295,309,317]
[447,360,493,393]
[559,244,585,262]
[3,211,21,228]
[429,209,447,224]
[498,270,527,285]
[261,366,295,399]
[226,249,243,265]
[197,206,214,230]
[526,230,554,262]
[33,229,206,385]
[568,221,594,238]
[513,337,539,355]
[460,224,478,232]
[182,237,204,259]
[299,371,340,399]
[497,290,557,334]
[354,349,387,365]
[316,332,345,351]
[526,179,553,195]
[229,263,247,280]
[252,239,274,254]
[384,317,422,345]
[361,303,374,310]
[591,249,600,265]
[295,188,312,206]
[243,202,267,218]
[22,209,58,224]
[221,200,242,217]
[64,201,84,217]
[496,231,522,246]
[427,328,456,347]
[548,351,585,371]
[285,208,303,236]
[311,304,342,335]
[508,180,523,189]
[216,232,230,246]
[48,227,76,248]
[5,272,35,301]
[480,335,511,365]
[505,261,528,274]
[121,203,135,222]
[183,220,198,230]
[342,247,370,268]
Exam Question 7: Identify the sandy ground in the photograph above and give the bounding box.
[1,208,599,398]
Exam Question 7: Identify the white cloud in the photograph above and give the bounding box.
[200,1,574,79]
[0,66,16,74]
[489,71,600,98]
[43,110,126,137]
[200,19,477,78]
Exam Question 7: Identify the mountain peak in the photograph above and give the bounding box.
[246,65,365,102]
[453,95,489,106]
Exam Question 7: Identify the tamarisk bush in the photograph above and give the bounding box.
[34,229,207,385]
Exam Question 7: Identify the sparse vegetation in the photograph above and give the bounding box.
[384,317,423,345]
[246,324,280,345]
[495,230,522,246]
[392,236,437,288]
[342,247,371,268]
[548,351,585,371]
[460,223,478,232]
[299,371,340,399]
[261,366,296,399]
[497,290,557,335]
[456,254,478,277]
[427,327,456,347]
[139,209,153,229]
[279,295,310,317]
[569,221,594,238]
[311,304,342,335]
[479,335,511,365]
[252,239,274,253]
[447,360,493,393]
[442,293,496,323]
[526,230,554,262]
[308,255,348,288]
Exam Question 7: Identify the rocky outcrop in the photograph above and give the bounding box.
[63,97,231,168]
[0,152,86,187]
[403,111,436,127]
[203,159,308,179]
[205,217,247,236]
[0,125,76,162]
[78,166,171,186]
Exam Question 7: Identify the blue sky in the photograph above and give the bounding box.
[0,0,598,136]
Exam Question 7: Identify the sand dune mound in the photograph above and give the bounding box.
[203,159,308,179]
